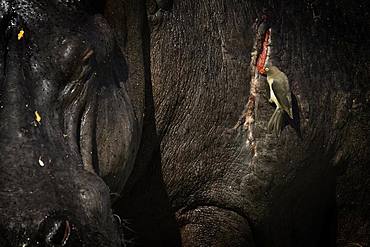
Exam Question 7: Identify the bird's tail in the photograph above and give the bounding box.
[268,108,284,137]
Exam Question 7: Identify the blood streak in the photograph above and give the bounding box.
[256,29,271,75]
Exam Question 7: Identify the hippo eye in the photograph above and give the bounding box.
[70,47,95,82]
[57,46,95,106]
[57,36,94,82]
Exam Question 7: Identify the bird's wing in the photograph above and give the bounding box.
[271,78,292,116]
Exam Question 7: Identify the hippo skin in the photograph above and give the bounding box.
[1,0,369,247]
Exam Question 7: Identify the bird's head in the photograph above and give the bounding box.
[264,65,279,75]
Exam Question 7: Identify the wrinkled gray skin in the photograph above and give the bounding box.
[149,1,369,247]
[0,1,144,246]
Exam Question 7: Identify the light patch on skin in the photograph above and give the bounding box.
[62,40,74,59]
[38,156,45,167]
[18,29,25,40]
[34,111,42,124]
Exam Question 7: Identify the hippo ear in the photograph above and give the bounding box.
[102,0,146,126]
[78,0,147,194]
[93,47,141,194]
[88,1,147,193]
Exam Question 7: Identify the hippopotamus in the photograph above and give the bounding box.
[0,0,148,246]
[1,0,369,246]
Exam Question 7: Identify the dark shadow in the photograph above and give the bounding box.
[111,4,181,246]
[112,65,181,246]
[79,0,106,14]
[318,188,337,247]
[289,93,302,139]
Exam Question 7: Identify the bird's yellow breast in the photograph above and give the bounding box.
[267,77,282,109]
